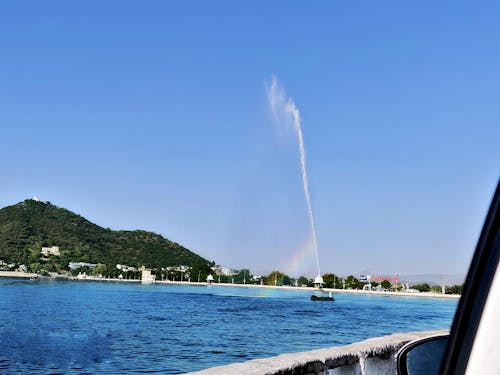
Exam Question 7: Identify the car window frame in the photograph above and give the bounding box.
[439,180,500,374]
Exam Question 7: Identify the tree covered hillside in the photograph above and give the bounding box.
[0,199,209,271]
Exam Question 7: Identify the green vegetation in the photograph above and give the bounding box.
[232,268,252,284]
[411,283,431,292]
[345,275,364,289]
[297,276,312,287]
[0,199,209,272]
[322,273,343,288]
[431,285,442,293]
[380,279,392,290]
[185,263,214,282]
[262,271,292,286]
[446,284,463,295]
[412,283,462,295]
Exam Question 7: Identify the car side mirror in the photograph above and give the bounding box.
[396,334,448,375]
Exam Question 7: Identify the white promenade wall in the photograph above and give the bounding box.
[187,330,448,375]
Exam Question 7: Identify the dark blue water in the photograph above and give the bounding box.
[0,279,457,374]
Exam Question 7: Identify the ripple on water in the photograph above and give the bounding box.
[0,280,457,374]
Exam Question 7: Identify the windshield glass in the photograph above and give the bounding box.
[0,2,498,374]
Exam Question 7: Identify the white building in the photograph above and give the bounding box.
[41,246,61,257]
[166,265,190,272]
[18,264,27,272]
[314,275,324,289]
[69,262,97,270]
[141,266,155,284]
[116,264,137,272]
[211,265,235,276]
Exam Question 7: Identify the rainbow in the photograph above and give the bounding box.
[280,234,317,278]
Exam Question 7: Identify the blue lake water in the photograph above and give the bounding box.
[0,279,458,374]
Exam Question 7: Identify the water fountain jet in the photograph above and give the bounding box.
[266,77,331,301]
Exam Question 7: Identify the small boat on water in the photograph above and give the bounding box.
[311,294,334,301]
[310,292,334,302]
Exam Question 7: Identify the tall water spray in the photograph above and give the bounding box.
[266,77,321,278]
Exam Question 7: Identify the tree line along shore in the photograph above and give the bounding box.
[0,265,463,298]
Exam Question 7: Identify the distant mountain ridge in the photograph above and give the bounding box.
[354,269,465,285]
[398,273,465,286]
[348,269,465,286]
[0,199,209,269]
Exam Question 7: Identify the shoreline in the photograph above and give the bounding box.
[156,280,460,299]
[0,271,460,299]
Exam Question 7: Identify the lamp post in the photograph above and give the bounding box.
[197,270,201,283]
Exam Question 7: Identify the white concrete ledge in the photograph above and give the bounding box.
[187,330,448,375]
[0,271,39,278]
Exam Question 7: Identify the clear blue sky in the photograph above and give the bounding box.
[1,1,499,277]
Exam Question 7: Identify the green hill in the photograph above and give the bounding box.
[0,199,209,271]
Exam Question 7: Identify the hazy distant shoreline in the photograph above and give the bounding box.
[0,271,460,299]
[156,280,461,299]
